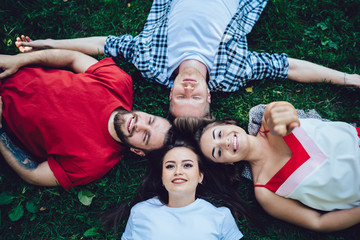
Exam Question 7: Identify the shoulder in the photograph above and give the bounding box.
[131,197,162,212]
[254,187,276,205]
[196,199,232,217]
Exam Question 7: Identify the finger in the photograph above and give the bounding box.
[26,36,32,42]
[0,70,9,80]
[15,37,21,47]
[288,121,300,131]
[273,124,287,136]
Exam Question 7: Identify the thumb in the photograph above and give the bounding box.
[0,69,12,80]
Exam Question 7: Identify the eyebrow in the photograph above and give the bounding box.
[212,129,216,159]
[145,132,150,145]
[164,159,194,164]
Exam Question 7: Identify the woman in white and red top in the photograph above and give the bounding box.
[187,101,360,232]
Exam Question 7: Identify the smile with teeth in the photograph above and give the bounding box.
[128,116,135,133]
[233,134,238,152]
[172,178,187,184]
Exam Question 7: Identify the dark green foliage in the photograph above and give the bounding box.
[1,0,359,239]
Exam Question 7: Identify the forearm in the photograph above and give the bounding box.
[10,49,97,73]
[36,37,106,56]
[256,189,360,233]
[287,58,360,87]
[0,129,58,186]
[315,207,360,232]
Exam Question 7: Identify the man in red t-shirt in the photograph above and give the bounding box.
[0,49,171,190]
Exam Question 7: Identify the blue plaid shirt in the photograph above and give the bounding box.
[104,0,288,92]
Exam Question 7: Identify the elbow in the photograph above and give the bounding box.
[304,220,337,233]
[19,173,41,186]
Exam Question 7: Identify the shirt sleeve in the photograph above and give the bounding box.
[245,51,289,81]
[221,208,243,240]
[121,208,135,240]
[104,35,136,62]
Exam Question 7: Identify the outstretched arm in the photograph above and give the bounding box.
[287,58,360,88]
[255,187,360,232]
[0,49,98,79]
[262,101,300,136]
[0,98,59,186]
[16,35,106,56]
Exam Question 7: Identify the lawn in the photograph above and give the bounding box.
[1,0,359,239]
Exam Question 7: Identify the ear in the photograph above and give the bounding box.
[198,172,204,184]
[130,148,146,157]
[207,88,211,103]
[169,88,173,101]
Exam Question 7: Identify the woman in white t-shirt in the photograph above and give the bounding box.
[101,139,250,239]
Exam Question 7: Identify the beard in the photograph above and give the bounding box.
[113,110,135,147]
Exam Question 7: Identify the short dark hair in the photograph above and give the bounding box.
[167,100,212,122]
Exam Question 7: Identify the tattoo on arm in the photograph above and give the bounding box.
[0,132,39,170]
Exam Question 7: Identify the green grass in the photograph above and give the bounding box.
[1,0,360,239]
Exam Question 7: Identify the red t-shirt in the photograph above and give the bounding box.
[0,58,133,190]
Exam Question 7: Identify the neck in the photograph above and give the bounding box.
[108,110,122,143]
[167,192,196,208]
[243,134,269,165]
[178,59,208,81]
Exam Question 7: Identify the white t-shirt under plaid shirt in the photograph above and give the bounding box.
[104,0,289,92]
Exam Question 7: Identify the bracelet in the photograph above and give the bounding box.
[344,73,347,86]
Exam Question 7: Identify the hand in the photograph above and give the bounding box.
[15,35,51,53]
[345,73,360,88]
[0,55,20,79]
[266,103,300,136]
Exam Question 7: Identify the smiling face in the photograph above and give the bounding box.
[114,111,171,152]
[169,67,210,118]
[200,123,249,164]
[161,147,204,198]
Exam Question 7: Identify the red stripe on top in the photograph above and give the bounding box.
[254,133,310,192]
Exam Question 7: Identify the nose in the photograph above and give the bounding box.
[220,137,231,149]
[134,120,149,132]
[182,82,194,89]
[175,166,183,175]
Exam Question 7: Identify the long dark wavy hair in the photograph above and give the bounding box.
[101,137,253,234]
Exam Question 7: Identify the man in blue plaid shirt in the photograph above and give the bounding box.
[16,0,360,119]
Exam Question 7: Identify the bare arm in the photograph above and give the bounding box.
[16,35,106,56]
[0,49,98,79]
[255,187,360,232]
[287,58,360,88]
[0,98,59,186]
[262,101,300,136]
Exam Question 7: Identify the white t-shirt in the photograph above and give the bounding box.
[167,0,239,77]
[121,197,243,240]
